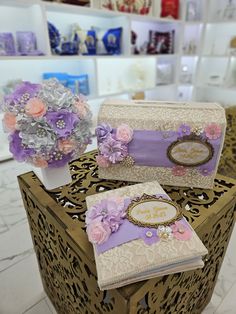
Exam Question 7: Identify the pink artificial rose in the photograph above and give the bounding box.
[171,221,192,241]
[96,155,111,168]
[87,220,111,245]
[111,196,124,205]
[172,165,187,177]
[116,124,133,143]
[25,98,47,118]
[32,157,48,168]
[3,112,17,132]
[204,123,222,140]
[74,100,88,119]
[58,139,76,154]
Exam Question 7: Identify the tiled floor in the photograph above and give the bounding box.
[0,155,236,314]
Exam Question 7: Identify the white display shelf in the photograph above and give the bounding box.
[207,21,236,24]
[145,84,178,101]
[45,1,182,25]
[96,56,157,96]
[0,1,50,56]
[1,0,235,161]
[185,21,204,25]
[201,55,230,58]
[0,0,199,163]
[195,85,236,106]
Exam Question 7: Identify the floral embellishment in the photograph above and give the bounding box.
[157,225,173,240]
[116,124,133,143]
[58,138,76,154]
[4,81,40,108]
[87,220,111,245]
[95,123,112,142]
[46,110,79,137]
[96,155,111,168]
[99,135,128,164]
[172,165,187,177]
[96,123,133,167]
[3,112,17,132]
[86,198,127,232]
[74,99,89,119]
[120,155,135,167]
[171,221,192,241]
[160,122,175,139]
[32,156,48,168]
[25,98,47,118]
[1,79,92,168]
[9,131,35,162]
[178,124,191,138]
[204,123,222,140]
[192,126,204,136]
[140,228,160,246]
[199,168,213,177]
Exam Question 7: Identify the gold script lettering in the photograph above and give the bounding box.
[174,147,205,159]
[136,207,167,221]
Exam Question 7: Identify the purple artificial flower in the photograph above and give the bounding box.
[4,81,40,107]
[178,124,191,138]
[99,135,128,164]
[9,131,35,162]
[96,123,112,142]
[199,167,213,177]
[47,151,73,168]
[140,228,160,246]
[86,198,127,233]
[46,110,79,138]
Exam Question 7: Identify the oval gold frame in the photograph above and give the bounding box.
[127,194,182,228]
[167,139,214,167]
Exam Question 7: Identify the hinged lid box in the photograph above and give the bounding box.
[96,100,226,189]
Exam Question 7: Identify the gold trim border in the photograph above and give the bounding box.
[127,194,182,228]
[167,138,214,167]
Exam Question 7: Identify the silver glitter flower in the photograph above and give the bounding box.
[20,121,56,150]
[38,78,75,110]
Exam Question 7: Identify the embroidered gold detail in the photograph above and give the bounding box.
[127,194,182,228]
[120,155,135,167]
[167,138,214,167]
[158,225,173,240]
[192,126,204,136]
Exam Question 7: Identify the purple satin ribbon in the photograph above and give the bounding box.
[95,194,169,255]
[114,129,221,170]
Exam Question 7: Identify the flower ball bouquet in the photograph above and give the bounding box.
[1,78,92,189]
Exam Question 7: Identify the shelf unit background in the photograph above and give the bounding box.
[1,0,236,161]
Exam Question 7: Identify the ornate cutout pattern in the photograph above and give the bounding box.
[218,107,236,179]
[18,149,236,313]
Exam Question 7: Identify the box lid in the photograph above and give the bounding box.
[98,100,226,130]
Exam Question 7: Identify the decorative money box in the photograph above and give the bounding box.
[96,100,226,189]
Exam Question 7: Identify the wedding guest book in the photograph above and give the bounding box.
[95,100,226,189]
[85,181,208,290]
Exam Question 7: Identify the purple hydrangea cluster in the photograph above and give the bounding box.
[95,122,133,167]
[86,197,129,245]
[1,78,92,168]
